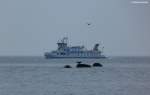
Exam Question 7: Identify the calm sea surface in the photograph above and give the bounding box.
[0,56,150,95]
[0,56,149,65]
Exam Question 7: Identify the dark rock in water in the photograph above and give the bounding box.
[64,65,72,68]
[76,63,91,68]
[93,63,103,67]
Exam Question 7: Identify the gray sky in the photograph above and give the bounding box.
[0,0,150,56]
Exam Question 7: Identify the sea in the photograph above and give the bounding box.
[0,56,150,95]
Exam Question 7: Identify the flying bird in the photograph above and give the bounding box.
[86,22,92,26]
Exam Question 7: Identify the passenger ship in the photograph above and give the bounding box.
[44,37,106,59]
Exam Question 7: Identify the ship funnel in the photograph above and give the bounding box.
[93,44,99,51]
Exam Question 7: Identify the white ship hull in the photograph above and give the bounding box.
[45,53,106,59]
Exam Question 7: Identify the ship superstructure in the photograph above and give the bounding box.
[44,37,106,58]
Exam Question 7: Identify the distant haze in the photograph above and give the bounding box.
[0,0,150,56]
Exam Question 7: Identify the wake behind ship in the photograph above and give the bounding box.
[44,37,106,59]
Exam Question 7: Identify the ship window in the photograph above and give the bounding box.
[61,53,65,55]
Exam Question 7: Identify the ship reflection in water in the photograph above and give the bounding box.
[44,37,106,59]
